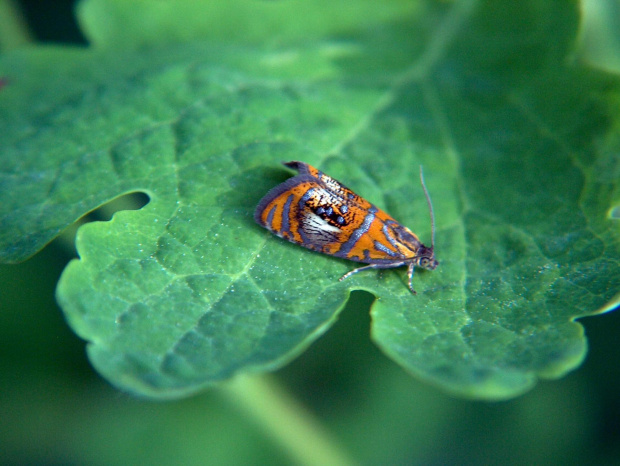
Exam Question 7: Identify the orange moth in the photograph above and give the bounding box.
[254,161,438,294]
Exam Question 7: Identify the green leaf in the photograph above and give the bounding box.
[1,0,618,400]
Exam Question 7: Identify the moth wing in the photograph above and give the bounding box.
[254,174,315,239]
[284,161,373,211]
[338,213,422,264]
[255,162,422,263]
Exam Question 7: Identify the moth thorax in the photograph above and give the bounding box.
[391,224,422,249]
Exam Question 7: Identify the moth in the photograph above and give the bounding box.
[254,161,438,294]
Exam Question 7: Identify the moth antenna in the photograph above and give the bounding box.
[419,166,435,249]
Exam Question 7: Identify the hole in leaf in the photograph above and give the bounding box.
[610,205,620,220]
[56,192,150,258]
[84,192,150,222]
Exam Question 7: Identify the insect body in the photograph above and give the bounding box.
[254,161,438,294]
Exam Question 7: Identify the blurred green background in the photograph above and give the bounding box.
[1,1,620,464]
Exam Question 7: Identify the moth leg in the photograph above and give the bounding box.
[339,264,383,283]
[407,262,417,295]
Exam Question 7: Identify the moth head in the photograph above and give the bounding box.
[416,246,438,270]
